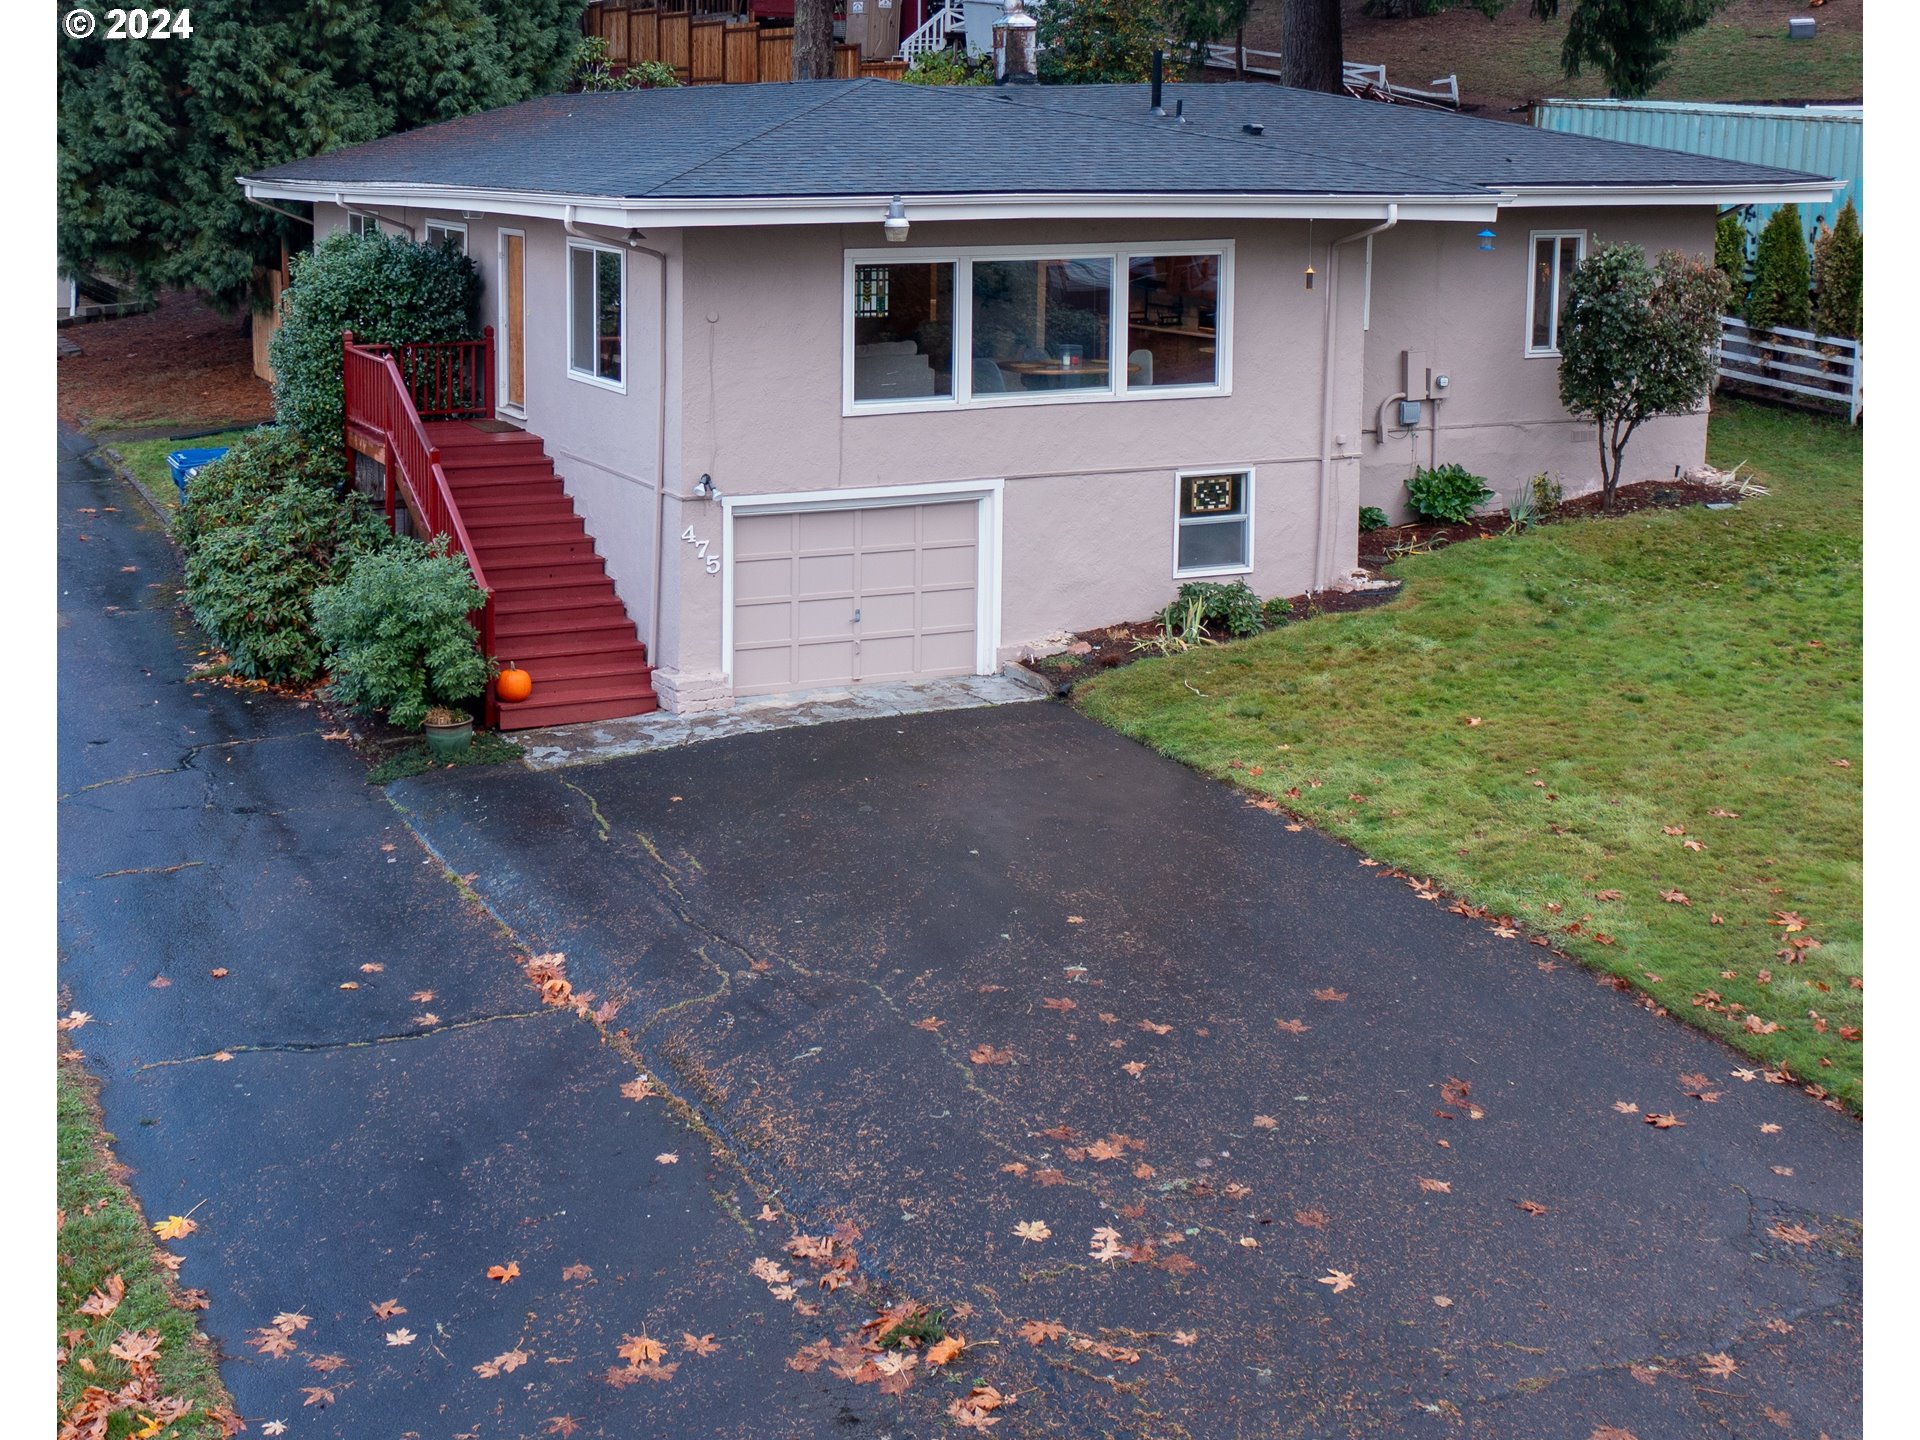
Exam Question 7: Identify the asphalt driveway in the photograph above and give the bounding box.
[392,695,1863,1437]
[59,425,1861,1438]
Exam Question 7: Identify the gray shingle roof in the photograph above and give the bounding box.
[243,79,1828,201]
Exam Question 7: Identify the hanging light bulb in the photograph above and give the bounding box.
[1305,219,1317,289]
[1477,228,1497,252]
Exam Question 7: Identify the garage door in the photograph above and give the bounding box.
[731,501,979,697]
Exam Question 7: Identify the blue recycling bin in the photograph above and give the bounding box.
[167,447,230,499]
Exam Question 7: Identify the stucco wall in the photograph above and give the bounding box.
[313,203,675,640]
[665,218,1367,688]
[1358,206,1718,522]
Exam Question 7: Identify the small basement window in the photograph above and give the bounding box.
[1527,231,1586,355]
[568,242,624,389]
[1174,470,1252,576]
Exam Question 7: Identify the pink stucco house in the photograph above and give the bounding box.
[240,78,1828,728]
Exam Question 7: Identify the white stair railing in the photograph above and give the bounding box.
[899,0,965,60]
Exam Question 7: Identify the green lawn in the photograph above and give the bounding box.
[103,429,259,511]
[58,1058,235,1437]
[1077,400,1863,1107]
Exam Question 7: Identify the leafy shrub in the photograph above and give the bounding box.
[1260,595,1294,629]
[902,49,993,85]
[176,427,385,683]
[1358,505,1390,532]
[1159,579,1263,639]
[570,37,681,90]
[269,230,482,446]
[1746,204,1811,334]
[1036,0,1178,83]
[311,536,490,729]
[1407,463,1494,523]
[1529,472,1564,516]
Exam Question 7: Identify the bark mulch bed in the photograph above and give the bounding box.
[58,289,273,433]
[1358,477,1742,569]
[1029,477,1742,692]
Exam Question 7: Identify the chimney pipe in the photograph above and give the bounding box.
[994,0,1039,84]
[1150,50,1164,114]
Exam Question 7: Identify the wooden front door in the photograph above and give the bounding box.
[499,231,526,414]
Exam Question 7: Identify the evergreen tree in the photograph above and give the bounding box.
[1746,204,1812,334]
[1528,0,1728,99]
[58,0,586,307]
[1813,199,1863,340]
[1036,0,1179,84]
[1714,210,1748,310]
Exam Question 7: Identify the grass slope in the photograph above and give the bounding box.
[105,429,259,511]
[58,1057,234,1437]
[1077,400,1862,1107]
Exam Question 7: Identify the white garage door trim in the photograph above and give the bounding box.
[720,479,1004,689]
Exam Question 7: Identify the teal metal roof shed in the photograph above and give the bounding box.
[1532,99,1859,245]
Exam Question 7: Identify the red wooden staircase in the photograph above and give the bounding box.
[426,422,658,730]
[342,330,658,731]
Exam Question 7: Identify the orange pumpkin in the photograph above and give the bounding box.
[496,661,533,704]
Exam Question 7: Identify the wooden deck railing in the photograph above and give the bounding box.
[341,329,499,726]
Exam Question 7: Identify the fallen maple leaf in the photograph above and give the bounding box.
[1311,988,1348,1002]
[1433,1296,1453,1308]
[1294,1209,1329,1229]
[545,1419,580,1438]
[621,1076,656,1101]
[969,1045,1013,1065]
[1066,915,1085,925]
[1768,1222,1817,1246]
[1019,1320,1066,1346]
[1041,996,1076,1012]
[1121,1060,1148,1077]
[913,1016,945,1032]
[108,1329,161,1367]
[1515,1199,1549,1216]
[1613,1101,1640,1114]
[1089,1226,1128,1263]
[655,1152,679,1165]
[925,1335,966,1366]
[1274,1018,1310,1035]
[475,1347,530,1377]
[1698,1352,1738,1378]
[1644,1113,1685,1129]
[409,990,435,1003]
[78,1275,126,1318]
[1660,889,1691,906]
[56,1010,92,1031]
[301,1386,336,1408]
[386,1328,416,1346]
[681,1333,720,1356]
[619,1333,667,1366]
[249,1328,298,1359]
[371,1298,406,1319]
[1013,1220,1052,1243]
[152,1215,197,1241]
[1416,1178,1451,1194]
[486,1261,520,1283]
[1137,1018,1173,1034]
[261,1424,288,1437]
[1317,1269,1356,1294]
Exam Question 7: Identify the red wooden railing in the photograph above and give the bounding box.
[351,328,495,420]
[341,329,499,727]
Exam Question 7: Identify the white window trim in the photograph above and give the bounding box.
[842,240,1234,417]
[1171,466,1255,579]
[718,478,1005,686]
[348,212,379,237]
[566,239,628,394]
[424,218,468,253]
[1524,229,1587,358]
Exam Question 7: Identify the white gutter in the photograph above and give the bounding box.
[1314,204,1398,592]
[241,177,1503,227]
[1499,181,1836,208]
[566,206,673,672]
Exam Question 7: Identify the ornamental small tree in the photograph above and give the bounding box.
[1813,199,1863,340]
[1556,243,1730,509]
[268,230,482,448]
[1746,204,1812,334]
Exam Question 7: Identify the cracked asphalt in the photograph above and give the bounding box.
[59,425,1863,1438]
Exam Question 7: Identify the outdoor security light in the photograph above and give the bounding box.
[883,195,909,243]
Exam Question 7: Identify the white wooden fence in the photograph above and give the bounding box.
[1198,47,1460,108]
[1716,316,1862,423]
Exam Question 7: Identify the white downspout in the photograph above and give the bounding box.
[567,205,673,669]
[1314,203,1397,591]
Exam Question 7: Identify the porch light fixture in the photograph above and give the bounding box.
[1304,219,1316,289]
[1477,228,1497,251]
[883,195,909,243]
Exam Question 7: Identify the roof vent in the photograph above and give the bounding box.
[1242,122,1265,135]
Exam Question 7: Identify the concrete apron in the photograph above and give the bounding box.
[512,668,1049,770]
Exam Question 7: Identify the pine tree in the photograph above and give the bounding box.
[1813,199,1863,340]
[58,0,586,308]
[1746,205,1812,334]
[1528,0,1728,100]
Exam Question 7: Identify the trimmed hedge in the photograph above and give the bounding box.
[268,229,481,446]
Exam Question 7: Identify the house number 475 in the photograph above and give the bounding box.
[681,526,721,574]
